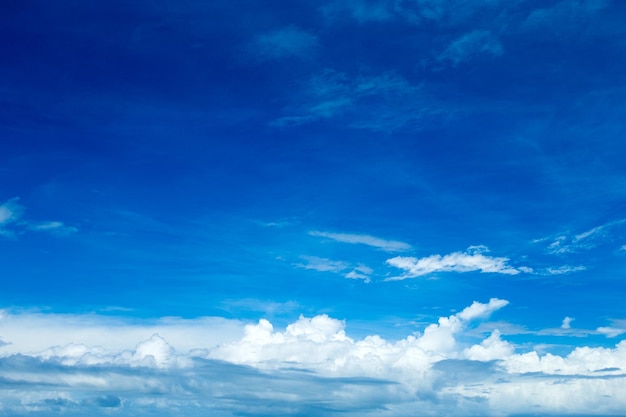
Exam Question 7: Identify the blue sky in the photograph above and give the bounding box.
[1,0,626,415]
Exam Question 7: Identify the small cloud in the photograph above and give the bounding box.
[385,246,523,280]
[345,265,373,283]
[546,265,586,275]
[0,197,77,238]
[596,326,626,338]
[438,30,503,66]
[295,256,373,283]
[561,316,574,329]
[295,256,350,273]
[0,197,23,225]
[252,26,318,60]
[542,220,626,254]
[27,221,78,235]
[596,319,626,338]
[310,231,411,252]
[457,298,509,321]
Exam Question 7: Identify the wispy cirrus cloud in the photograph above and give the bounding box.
[539,219,626,254]
[438,30,503,66]
[251,25,318,60]
[309,230,411,252]
[385,246,523,280]
[294,256,373,282]
[271,70,437,131]
[0,197,77,238]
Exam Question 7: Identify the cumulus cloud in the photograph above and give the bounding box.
[385,246,522,280]
[309,230,411,252]
[1,299,626,416]
[0,197,77,238]
[2,299,626,416]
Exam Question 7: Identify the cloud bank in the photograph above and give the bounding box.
[1,299,625,416]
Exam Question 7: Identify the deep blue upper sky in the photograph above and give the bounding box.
[2,0,626,341]
[3,2,626,416]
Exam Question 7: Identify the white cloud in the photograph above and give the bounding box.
[309,231,411,252]
[385,246,522,280]
[344,265,373,282]
[0,197,24,237]
[546,265,587,275]
[457,298,509,321]
[294,256,373,282]
[0,197,22,225]
[438,30,503,66]
[597,326,626,338]
[1,300,626,416]
[542,219,626,254]
[27,221,78,235]
[523,0,609,33]
[0,310,244,355]
[597,320,626,338]
[295,256,350,273]
[0,197,78,237]
[562,316,575,329]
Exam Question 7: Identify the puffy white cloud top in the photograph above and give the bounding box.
[0,299,625,416]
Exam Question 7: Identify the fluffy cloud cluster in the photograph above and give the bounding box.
[1,299,625,416]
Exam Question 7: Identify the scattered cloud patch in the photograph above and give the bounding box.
[541,220,626,254]
[597,320,626,338]
[0,197,77,238]
[295,256,373,282]
[438,30,503,66]
[252,26,318,60]
[523,0,610,33]
[295,256,350,273]
[345,265,373,283]
[562,316,575,329]
[385,246,523,280]
[309,230,411,252]
[272,70,434,131]
[546,265,586,275]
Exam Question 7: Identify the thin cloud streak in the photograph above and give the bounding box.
[2,299,626,416]
[309,230,411,252]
